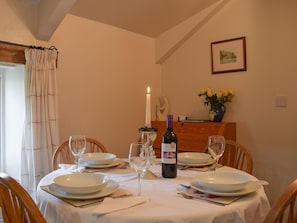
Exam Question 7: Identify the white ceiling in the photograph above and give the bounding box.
[68,0,220,37]
[10,0,221,40]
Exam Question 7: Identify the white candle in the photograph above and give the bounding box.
[145,86,151,127]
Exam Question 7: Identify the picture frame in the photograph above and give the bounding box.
[211,36,246,74]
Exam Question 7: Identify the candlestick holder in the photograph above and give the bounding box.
[139,126,158,179]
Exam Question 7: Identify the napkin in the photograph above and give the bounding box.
[93,196,150,215]
[63,189,133,207]
[41,185,133,207]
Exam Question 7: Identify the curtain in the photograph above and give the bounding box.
[21,48,59,196]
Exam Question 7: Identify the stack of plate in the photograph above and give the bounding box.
[190,171,261,196]
[54,173,110,194]
[178,152,215,167]
[48,173,119,200]
[81,153,122,168]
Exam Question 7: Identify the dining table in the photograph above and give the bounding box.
[36,159,271,223]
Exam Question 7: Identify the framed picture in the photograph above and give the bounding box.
[211,36,246,74]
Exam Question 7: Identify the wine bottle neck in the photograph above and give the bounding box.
[166,114,173,129]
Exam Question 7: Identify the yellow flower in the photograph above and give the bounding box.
[198,87,235,106]
[208,111,216,121]
[206,88,213,97]
[217,91,223,98]
[222,89,228,96]
[200,89,206,94]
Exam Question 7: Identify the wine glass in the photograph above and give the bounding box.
[208,135,225,170]
[69,135,87,172]
[139,128,157,166]
[128,142,151,195]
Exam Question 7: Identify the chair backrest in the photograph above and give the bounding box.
[0,172,46,223]
[263,179,297,223]
[52,137,108,170]
[218,139,253,174]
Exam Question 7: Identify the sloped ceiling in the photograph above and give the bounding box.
[8,0,220,40]
[68,0,220,38]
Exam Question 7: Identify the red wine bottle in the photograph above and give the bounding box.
[161,114,177,178]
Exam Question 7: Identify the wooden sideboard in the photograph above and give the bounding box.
[151,121,236,158]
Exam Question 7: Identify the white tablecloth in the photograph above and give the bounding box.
[37,164,270,223]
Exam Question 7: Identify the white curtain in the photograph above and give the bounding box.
[21,48,59,195]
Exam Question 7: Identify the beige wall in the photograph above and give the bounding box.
[50,15,162,158]
[1,0,296,205]
[158,0,297,204]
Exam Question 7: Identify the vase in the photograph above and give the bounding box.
[209,104,226,122]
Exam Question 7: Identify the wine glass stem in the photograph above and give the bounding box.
[214,157,220,171]
[137,173,141,196]
[215,159,218,170]
[75,157,79,172]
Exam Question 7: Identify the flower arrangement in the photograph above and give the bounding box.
[198,88,235,106]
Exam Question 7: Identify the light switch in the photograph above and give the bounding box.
[275,96,287,107]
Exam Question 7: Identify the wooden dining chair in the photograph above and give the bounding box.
[218,139,253,174]
[263,179,297,223]
[52,137,108,170]
[0,172,47,223]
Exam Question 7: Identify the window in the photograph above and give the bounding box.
[0,43,26,223]
[0,70,3,171]
[0,64,25,180]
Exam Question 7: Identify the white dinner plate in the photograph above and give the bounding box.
[178,152,212,164]
[81,158,123,169]
[46,180,119,200]
[192,172,251,192]
[177,158,215,167]
[190,181,261,197]
[81,153,116,165]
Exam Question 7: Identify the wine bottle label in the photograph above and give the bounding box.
[161,142,177,164]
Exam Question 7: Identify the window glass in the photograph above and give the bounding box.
[0,64,25,180]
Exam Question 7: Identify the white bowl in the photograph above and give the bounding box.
[191,172,251,192]
[178,152,211,164]
[54,173,109,194]
[81,153,116,165]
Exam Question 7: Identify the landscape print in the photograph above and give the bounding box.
[220,50,237,64]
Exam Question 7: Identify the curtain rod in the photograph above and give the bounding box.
[0,40,59,68]
[0,40,58,53]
